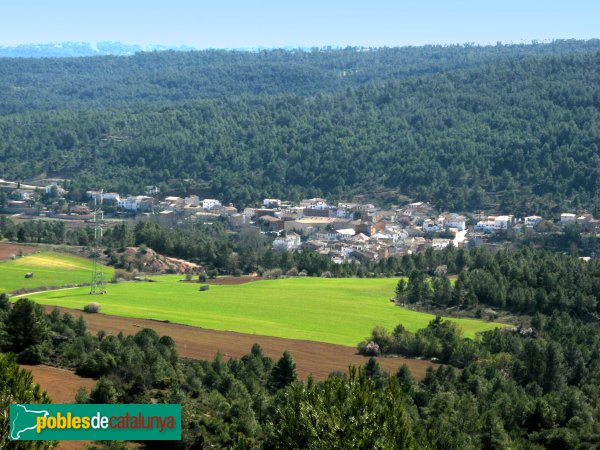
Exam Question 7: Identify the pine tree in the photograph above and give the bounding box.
[4,298,48,356]
[269,351,297,390]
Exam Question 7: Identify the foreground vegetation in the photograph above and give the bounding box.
[21,276,499,345]
[3,255,600,450]
[0,251,114,294]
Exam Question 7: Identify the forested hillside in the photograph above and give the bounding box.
[1,40,598,114]
[1,45,599,213]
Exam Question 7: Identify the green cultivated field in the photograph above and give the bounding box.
[0,251,114,294]
[22,276,502,346]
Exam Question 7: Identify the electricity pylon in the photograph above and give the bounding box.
[90,190,107,295]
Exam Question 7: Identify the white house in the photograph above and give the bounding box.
[475,215,514,232]
[165,196,183,204]
[422,217,445,233]
[431,238,451,250]
[444,214,466,231]
[273,232,301,251]
[86,191,119,202]
[524,216,543,227]
[117,195,154,212]
[44,182,60,194]
[202,199,221,210]
[494,215,512,230]
[101,192,120,202]
[335,207,353,218]
[263,198,281,208]
[301,198,329,210]
[560,213,577,225]
[474,220,496,233]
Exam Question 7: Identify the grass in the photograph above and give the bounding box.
[21,276,503,346]
[0,251,114,294]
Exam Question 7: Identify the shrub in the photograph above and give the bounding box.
[298,270,308,277]
[185,273,193,281]
[198,272,208,282]
[434,265,448,277]
[265,268,283,279]
[286,267,299,277]
[112,268,134,282]
[233,269,243,277]
[358,340,381,356]
[18,344,45,364]
[207,269,218,279]
[320,271,334,278]
[83,302,101,313]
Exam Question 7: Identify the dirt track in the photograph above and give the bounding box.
[42,305,435,380]
[0,242,36,260]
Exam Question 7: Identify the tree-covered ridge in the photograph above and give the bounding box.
[1,50,599,212]
[1,40,598,114]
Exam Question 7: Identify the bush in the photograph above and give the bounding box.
[357,340,381,356]
[185,273,193,281]
[18,344,45,364]
[111,268,134,282]
[233,269,243,277]
[298,270,308,277]
[286,267,299,277]
[265,268,283,279]
[207,269,218,279]
[83,302,101,313]
[320,271,334,278]
[198,272,208,282]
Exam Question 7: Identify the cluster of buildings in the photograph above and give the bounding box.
[238,198,600,264]
[2,177,599,263]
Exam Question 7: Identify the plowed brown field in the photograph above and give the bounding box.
[0,242,36,260]
[42,305,436,380]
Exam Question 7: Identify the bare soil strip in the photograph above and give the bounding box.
[42,305,436,380]
[19,364,96,450]
[0,242,36,260]
[20,364,96,403]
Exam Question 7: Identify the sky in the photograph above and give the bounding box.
[0,0,598,48]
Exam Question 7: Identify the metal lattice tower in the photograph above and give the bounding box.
[90,190,107,295]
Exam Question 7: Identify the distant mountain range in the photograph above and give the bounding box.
[0,41,197,58]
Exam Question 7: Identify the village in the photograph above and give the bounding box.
[1,177,599,263]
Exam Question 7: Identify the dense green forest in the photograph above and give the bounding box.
[0,42,599,213]
[356,247,600,449]
[1,41,598,114]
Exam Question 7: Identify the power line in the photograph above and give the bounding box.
[90,189,107,295]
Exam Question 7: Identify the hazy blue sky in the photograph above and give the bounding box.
[1,0,598,48]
